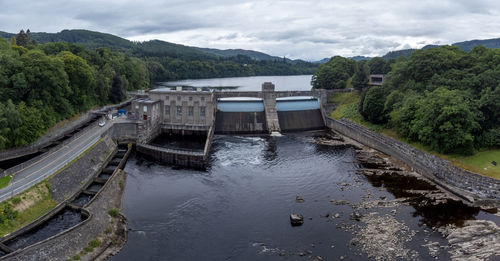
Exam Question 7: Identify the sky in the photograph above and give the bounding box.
[1,0,500,60]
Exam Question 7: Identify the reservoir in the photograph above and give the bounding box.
[158,75,313,91]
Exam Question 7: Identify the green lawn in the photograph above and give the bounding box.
[328,92,500,180]
[0,175,12,189]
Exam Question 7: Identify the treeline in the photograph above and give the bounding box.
[145,55,317,82]
[315,46,500,155]
[0,32,149,150]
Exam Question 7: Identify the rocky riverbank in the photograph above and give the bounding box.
[317,131,500,261]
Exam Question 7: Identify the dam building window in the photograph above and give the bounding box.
[200,106,206,117]
[201,97,205,102]
[165,96,169,100]
[188,106,194,116]
[177,96,181,101]
[143,106,148,113]
[189,96,193,101]
[177,106,182,116]
[164,105,170,115]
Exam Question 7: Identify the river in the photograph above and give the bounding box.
[110,131,500,260]
[157,75,313,91]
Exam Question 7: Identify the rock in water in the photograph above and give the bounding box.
[290,214,304,226]
[296,196,305,203]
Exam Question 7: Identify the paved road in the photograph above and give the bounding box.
[0,121,113,202]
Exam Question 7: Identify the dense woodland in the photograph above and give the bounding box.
[0,31,149,150]
[314,46,500,155]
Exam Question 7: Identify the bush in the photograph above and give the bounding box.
[108,208,119,217]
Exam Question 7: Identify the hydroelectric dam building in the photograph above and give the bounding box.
[124,82,334,168]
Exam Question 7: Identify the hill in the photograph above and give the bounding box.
[380,37,500,59]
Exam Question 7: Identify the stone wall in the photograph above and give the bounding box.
[49,137,116,203]
[327,118,500,206]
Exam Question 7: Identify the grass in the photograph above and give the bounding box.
[0,182,56,236]
[0,175,12,189]
[328,92,500,179]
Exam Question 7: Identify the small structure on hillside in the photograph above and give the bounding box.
[369,74,385,86]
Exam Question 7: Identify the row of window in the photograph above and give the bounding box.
[165,96,206,102]
[165,105,205,117]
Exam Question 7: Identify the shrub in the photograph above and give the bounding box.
[108,208,119,217]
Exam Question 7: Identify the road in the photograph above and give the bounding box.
[0,121,113,202]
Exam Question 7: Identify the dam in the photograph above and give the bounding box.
[126,82,338,169]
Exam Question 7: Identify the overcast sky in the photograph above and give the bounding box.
[1,0,500,60]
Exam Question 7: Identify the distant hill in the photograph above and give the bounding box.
[0,29,311,63]
[380,37,500,60]
[348,56,372,61]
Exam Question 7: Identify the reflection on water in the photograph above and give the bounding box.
[112,132,498,260]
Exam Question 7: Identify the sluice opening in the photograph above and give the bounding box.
[149,133,206,152]
[5,208,86,251]
[71,194,93,207]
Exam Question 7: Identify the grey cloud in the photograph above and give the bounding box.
[2,0,500,60]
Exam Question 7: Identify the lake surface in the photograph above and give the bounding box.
[109,132,500,260]
[157,75,313,91]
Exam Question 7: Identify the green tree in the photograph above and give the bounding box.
[362,86,387,123]
[311,56,355,89]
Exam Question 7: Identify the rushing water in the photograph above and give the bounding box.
[109,132,500,260]
[157,75,313,91]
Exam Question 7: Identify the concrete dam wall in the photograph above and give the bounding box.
[278,109,325,132]
[215,111,267,134]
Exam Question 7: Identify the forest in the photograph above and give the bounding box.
[0,31,149,150]
[313,46,500,155]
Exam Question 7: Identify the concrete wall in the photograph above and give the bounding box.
[327,118,500,206]
[136,144,206,169]
[214,111,267,134]
[278,109,325,132]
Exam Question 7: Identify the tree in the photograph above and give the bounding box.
[15,30,30,47]
[362,86,387,123]
[109,72,125,103]
[311,56,355,89]
[352,61,369,91]
[411,87,479,154]
[367,57,387,74]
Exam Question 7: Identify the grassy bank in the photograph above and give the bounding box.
[0,175,12,189]
[329,92,500,179]
[0,181,56,236]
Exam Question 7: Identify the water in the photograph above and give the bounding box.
[6,208,85,250]
[158,75,313,91]
[150,134,206,152]
[110,132,500,260]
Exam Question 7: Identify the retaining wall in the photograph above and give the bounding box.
[278,109,325,132]
[136,144,206,169]
[327,118,500,205]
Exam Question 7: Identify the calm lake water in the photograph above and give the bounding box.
[108,132,500,260]
[158,75,313,91]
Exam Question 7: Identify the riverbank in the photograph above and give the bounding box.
[329,91,500,179]
[321,130,500,260]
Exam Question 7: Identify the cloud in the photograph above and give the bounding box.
[1,0,500,60]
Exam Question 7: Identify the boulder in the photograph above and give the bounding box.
[290,213,304,226]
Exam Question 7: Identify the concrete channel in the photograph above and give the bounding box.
[0,144,132,258]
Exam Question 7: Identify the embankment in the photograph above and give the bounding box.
[327,118,500,208]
